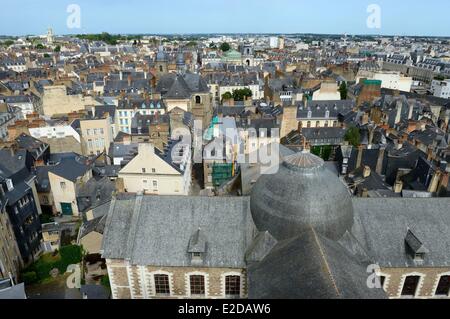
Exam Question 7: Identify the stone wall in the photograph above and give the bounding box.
[106,259,247,299]
[381,267,450,299]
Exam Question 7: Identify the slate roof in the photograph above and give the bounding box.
[297,100,355,120]
[102,195,256,268]
[163,75,192,99]
[15,133,49,161]
[76,176,115,213]
[47,153,91,182]
[0,282,26,299]
[248,229,386,299]
[0,149,29,178]
[156,73,209,98]
[352,198,450,267]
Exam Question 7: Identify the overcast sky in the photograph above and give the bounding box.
[0,0,449,37]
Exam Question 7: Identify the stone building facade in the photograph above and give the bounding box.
[106,259,247,299]
[379,267,450,298]
[0,199,22,280]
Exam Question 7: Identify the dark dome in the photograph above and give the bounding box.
[250,151,354,241]
[156,46,168,62]
[176,53,185,66]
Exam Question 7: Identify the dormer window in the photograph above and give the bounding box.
[6,179,14,192]
[188,229,207,266]
[405,229,429,264]
[307,110,312,119]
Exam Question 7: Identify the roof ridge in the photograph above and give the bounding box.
[126,194,144,262]
[310,227,341,298]
[101,196,117,254]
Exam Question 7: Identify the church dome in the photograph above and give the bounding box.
[176,52,185,66]
[156,46,168,62]
[250,151,354,241]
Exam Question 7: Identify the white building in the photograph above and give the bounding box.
[431,79,450,99]
[118,143,192,196]
[269,37,279,49]
[29,121,81,142]
[312,82,341,101]
[356,70,413,92]
[1,96,35,119]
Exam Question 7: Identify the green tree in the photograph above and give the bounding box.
[222,92,233,101]
[344,127,361,147]
[22,271,38,284]
[54,45,61,53]
[35,43,45,50]
[220,42,231,52]
[209,42,217,49]
[339,82,348,100]
[3,40,14,47]
[43,53,50,58]
[232,88,253,101]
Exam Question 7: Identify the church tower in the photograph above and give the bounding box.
[155,46,168,77]
[47,28,54,45]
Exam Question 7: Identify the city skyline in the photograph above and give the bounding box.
[0,0,449,37]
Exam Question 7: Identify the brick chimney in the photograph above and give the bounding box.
[127,74,132,87]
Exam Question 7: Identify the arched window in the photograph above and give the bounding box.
[159,65,163,72]
[324,121,329,127]
[225,275,241,298]
[307,110,312,118]
[190,275,205,296]
[316,121,320,127]
[154,274,170,296]
[246,59,251,66]
[307,121,311,128]
[435,275,450,296]
[195,96,201,104]
[401,275,421,297]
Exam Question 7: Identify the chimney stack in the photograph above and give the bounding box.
[428,171,442,193]
[394,180,403,193]
[363,165,371,178]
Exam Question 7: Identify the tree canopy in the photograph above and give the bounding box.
[232,88,253,101]
[220,42,231,52]
[339,82,348,100]
[222,92,233,100]
[54,45,61,53]
[344,126,361,147]
[2,40,14,47]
